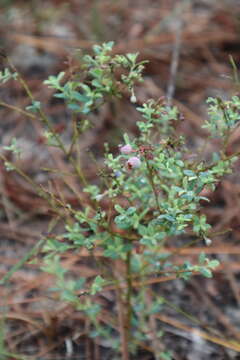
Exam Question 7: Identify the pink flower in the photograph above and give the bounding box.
[120,144,133,155]
[127,156,141,169]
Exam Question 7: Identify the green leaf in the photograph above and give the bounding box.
[114,204,124,213]
[74,278,86,290]
[25,100,41,112]
[90,275,105,295]
[208,259,220,269]
[199,267,212,278]
[199,252,206,265]
[159,351,173,360]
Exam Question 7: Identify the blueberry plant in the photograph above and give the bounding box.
[1,42,240,359]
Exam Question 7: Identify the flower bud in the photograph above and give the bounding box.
[204,237,212,246]
[120,144,133,155]
[127,156,141,169]
[130,94,137,103]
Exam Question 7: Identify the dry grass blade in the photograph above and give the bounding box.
[156,314,240,353]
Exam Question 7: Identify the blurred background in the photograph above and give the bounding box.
[0,0,240,359]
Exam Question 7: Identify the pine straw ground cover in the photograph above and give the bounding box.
[0,1,240,359]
